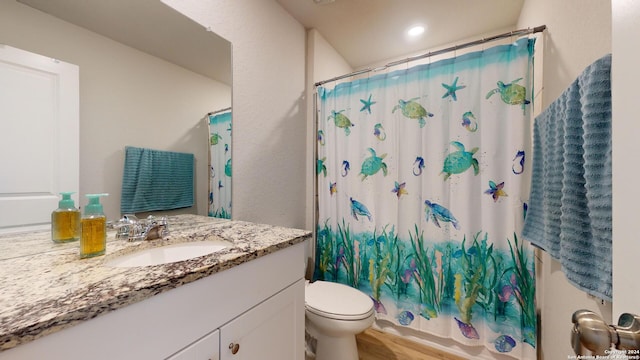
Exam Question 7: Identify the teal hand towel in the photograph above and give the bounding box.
[522,54,612,301]
[121,146,194,213]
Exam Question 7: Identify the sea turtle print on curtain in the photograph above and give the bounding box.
[315,38,537,359]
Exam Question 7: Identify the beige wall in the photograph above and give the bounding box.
[517,1,612,358]
[0,0,231,221]
[163,0,308,230]
[308,29,354,85]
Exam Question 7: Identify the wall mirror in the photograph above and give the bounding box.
[2,0,232,229]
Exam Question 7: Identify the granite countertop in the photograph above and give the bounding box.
[0,214,311,352]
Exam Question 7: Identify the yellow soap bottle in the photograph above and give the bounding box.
[80,193,108,259]
[51,192,80,243]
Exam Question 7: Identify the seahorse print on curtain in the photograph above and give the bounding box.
[315,38,537,359]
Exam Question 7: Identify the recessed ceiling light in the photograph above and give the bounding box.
[407,25,425,37]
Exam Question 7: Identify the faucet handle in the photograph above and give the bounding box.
[113,214,145,241]
[141,215,169,240]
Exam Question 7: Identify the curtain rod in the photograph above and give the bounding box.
[314,25,546,87]
[206,107,232,116]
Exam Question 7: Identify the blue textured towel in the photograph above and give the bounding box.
[522,54,612,301]
[121,146,194,213]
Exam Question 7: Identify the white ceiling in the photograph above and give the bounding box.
[276,0,525,69]
[17,0,232,85]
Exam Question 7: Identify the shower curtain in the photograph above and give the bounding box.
[315,38,537,359]
[208,110,232,219]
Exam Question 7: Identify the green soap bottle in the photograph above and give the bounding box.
[51,192,81,243]
[80,193,108,259]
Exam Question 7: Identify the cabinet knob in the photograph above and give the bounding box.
[229,342,240,355]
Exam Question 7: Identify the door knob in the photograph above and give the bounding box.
[229,342,240,355]
[572,310,640,356]
[571,310,614,355]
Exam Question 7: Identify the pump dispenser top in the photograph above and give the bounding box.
[84,193,108,216]
[51,192,80,243]
[80,193,109,259]
[58,192,76,209]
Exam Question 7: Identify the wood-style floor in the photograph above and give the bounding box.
[356,329,466,360]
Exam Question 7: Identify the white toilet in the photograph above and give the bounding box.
[305,280,375,360]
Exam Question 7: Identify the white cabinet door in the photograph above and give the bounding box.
[220,280,304,360]
[167,329,219,360]
[0,45,79,234]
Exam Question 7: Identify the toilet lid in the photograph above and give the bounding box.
[306,281,374,320]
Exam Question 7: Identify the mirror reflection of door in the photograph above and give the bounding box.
[0,46,79,234]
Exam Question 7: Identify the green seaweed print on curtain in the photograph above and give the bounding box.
[315,38,537,358]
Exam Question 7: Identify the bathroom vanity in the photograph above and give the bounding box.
[0,215,310,359]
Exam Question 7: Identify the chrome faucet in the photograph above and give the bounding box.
[572,309,640,355]
[113,215,169,241]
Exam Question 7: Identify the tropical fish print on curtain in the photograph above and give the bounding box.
[208,111,232,219]
[315,38,537,359]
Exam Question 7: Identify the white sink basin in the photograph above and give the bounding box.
[106,240,230,267]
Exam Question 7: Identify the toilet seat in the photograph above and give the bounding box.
[306,281,374,321]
